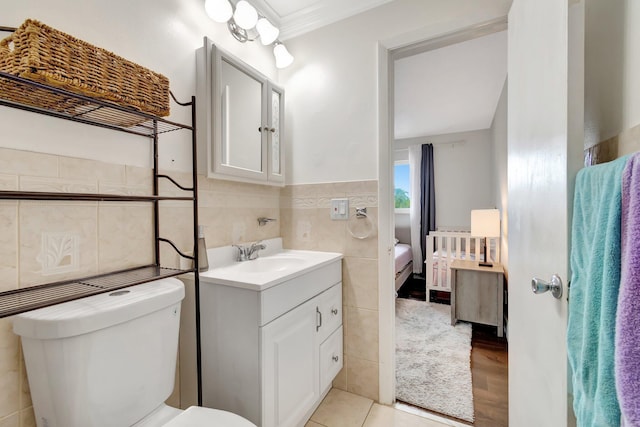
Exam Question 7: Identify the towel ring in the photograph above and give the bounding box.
[347,207,375,239]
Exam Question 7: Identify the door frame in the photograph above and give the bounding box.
[376,16,508,404]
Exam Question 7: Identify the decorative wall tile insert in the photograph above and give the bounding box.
[37,232,80,275]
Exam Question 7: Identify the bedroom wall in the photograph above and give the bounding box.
[491,78,509,275]
[394,212,411,244]
[395,129,495,232]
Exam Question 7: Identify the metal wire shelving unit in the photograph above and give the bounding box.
[0,71,201,319]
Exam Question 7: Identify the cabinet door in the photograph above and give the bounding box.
[317,283,342,343]
[212,47,268,182]
[320,326,343,392]
[267,83,284,184]
[262,298,319,427]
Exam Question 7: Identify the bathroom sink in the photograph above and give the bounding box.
[233,256,307,273]
[194,238,342,291]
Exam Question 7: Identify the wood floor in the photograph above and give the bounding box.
[471,324,508,427]
[396,276,509,427]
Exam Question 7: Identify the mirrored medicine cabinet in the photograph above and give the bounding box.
[197,37,284,186]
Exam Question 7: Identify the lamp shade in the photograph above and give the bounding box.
[204,0,233,23]
[471,209,500,237]
[233,0,259,30]
[256,18,279,45]
[273,43,294,68]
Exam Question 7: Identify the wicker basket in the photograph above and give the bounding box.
[0,19,170,117]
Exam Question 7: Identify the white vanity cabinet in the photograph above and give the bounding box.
[187,256,343,427]
[196,37,284,186]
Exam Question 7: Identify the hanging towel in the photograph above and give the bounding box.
[616,152,640,427]
[568,155,628,427]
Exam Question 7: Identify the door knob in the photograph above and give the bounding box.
[531,274,563,299]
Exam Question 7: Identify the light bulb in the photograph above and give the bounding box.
[204,0,233,23]
[273,43,294,69]
[233,1,258,30]
[256,18,279,45]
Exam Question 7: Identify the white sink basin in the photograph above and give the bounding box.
[195,239,342,291]
[233,256,307,274]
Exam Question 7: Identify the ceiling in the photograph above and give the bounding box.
[394,30,508,140]
[251,0,393,40]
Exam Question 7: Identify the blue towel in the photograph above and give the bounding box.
[568,155,628,427]
[616,152,640,426]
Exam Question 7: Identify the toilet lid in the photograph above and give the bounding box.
[163,406,257,427]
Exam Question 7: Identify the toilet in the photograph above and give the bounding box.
[13,278,256,427]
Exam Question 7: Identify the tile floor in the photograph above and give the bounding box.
[306,389,470,427]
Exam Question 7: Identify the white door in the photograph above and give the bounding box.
[262,297,320,427]
[508,0,583,426]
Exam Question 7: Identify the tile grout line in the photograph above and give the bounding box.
[360,401,375,427]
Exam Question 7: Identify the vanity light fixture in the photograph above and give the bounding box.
[204,0,233,23]
[204,0,293,68]
[273,42,294,69]
[233,0,258,30]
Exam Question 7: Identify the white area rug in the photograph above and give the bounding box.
[395,298,474,422]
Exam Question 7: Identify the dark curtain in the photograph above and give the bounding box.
[420,143,436,263]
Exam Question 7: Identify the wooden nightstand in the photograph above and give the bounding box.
[450,259,505,337]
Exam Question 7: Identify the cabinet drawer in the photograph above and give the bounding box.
[317,283,342,343]
[261,261,341,326]
[319,326,343,392]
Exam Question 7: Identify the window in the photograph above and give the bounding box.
[394,162,410,212]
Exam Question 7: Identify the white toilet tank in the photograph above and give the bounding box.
[13,278,185,427]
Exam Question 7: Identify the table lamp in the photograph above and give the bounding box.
[471,209,500,267]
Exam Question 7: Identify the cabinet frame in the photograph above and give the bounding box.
[197,38,285,186]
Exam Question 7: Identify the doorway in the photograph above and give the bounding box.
[385,18,509,426]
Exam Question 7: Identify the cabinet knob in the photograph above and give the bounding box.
[331,308,338,315]
[332,355,339,362]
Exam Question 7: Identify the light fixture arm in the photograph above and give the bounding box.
[227,18,255,43]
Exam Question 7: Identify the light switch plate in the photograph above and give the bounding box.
[330,198,349,220]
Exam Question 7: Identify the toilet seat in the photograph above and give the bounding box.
[162,406,257,427]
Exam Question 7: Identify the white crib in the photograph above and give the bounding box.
[425,230,500,293]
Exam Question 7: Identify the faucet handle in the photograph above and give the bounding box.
[232,244,248,261]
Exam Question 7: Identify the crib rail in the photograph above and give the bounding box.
[425,231,500,292]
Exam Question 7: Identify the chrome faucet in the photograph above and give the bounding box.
[233,241,267,261]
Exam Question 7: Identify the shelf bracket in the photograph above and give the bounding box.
[159,238,195,260]
[158,174,195,192]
